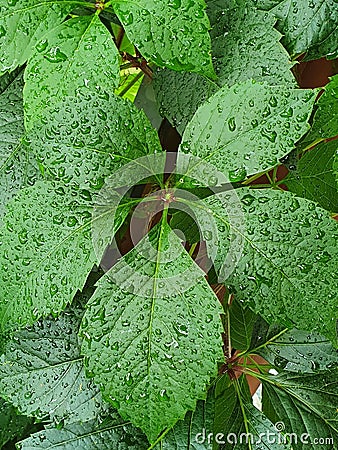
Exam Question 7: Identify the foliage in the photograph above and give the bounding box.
[0,0,337,448]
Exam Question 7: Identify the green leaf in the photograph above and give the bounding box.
[0,399,34,448]
[253,328,338,373]
[0,66,23,94]
[154,0,295,134]
[0,180,95,334]
[259,0,338,60]
[18,415,148,449]
[113,0,215,77]
[81,218,224,442]
[284,141,338,213]
[229,298,257,352]
[179,81,316,183]
[115,70,144,103]
[24,14,120,129]
[178,188,338,343]
[214,375,291,449]
[261,369,338,449]
[303,74,338,147]
[0,0,83,74]
[26,93,162,191]
[0,72,38,219]
[0,303,107,423]
[155,387,215,449]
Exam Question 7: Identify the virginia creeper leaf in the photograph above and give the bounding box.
[257,0,338,60]
[214,375,291,449]
[228,298,257,352]
[303,74,338,147]
[26,92,162,191]
[24,14,120,129]
[81,219,224,442]
[154,386,215,449]
[0,303,108,423]
[0,72,38,219]
[262,369,338,449]
[112,0,215,77]
[0,0,84,74]
[179,189,338,343]
[0,66,23,94]
[0,181,95,334]
[284,141,338,213]
[253,328,338,373]
[154,0,295,135]
[18,415,148,449]
[179,81,316,183]
[0,399,34,448]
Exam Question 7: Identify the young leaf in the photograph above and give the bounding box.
[214,375,291,449]
[179,81,316,183]
[258,0,338,60]
[26,93,162,191]
[302,74,338,147]
[113,0,215,78]
[284,141,338,213]
[0,0,84,74]
[0,399,34,448]
[0,304,108,423]
[229,298,257,352]
[0,71,38,219]
[154,0,295,134]
[24,14,120,129]
[18,416,148,449]
[81,219,224,442]
[261,369,338,449]
[253,328,338,373]
[178,189,338,343]
[0,181,95,334]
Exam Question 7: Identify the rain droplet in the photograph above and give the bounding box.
[228,167,247,182]
[44,47,67,63]
[36,39,48,52]
[228,117,236,132]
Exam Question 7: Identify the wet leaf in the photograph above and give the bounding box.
[24,14,120,129]
[262,369,338,449]
[0,71,38,220]
[302,74,338,147]
[18,415,148,449]
[179,81,316,182]
[0,179,138,334]
[0,399,34,447]
[26,92,162,192]
[214,375,291,449]
[0,66,23,94]
[178,189,338,344]
[285,141,338,213]
[256,0,338,60]
[0,0,82,74]
[0,304,108,423]
[113,0,215,77]
[0,181,95,333]
[253,327,338,373]
[81,218,223,442]
[154,386,215,449]
[229,298,257,352]
[154,0,295,134]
